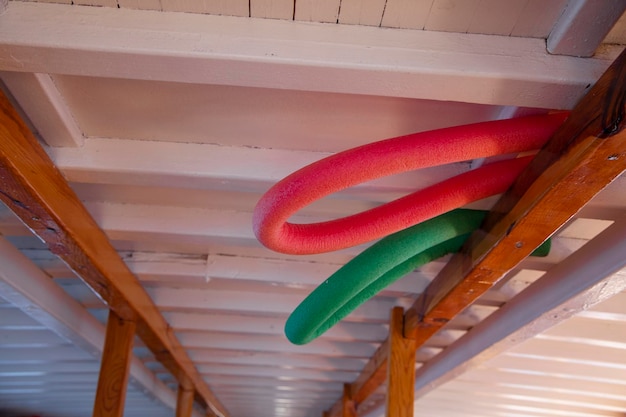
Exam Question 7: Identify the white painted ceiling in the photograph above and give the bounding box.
[1,1,625,417]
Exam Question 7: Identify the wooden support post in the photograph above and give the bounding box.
[386,307,417,417]
[342,384,357,417]
[93,310,136,417]
[177,384,195,417]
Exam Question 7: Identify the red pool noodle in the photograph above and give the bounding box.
[253,113,568,254]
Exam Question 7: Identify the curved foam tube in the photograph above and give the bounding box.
[253,113,568,254]
[284,210,552,345]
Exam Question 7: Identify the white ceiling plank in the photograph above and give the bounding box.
[73,0,117,6]
[146,287,409,323]
[250,0,293,20]
[162,0,248,15]
[408,215,626,399]
[194,363,358,382]
[424,0,481,33]
[162,311,388,342]
[438,379,626,408]
[182,349,368,371]
[484,354,626,385]
[0,2,618,108]
[1,71,83,147]
[294,0,340,23]
[203,374,345,391]
[338,0,386,26]
[177,331,379,357]
[0,236,197,417]
[547,0,626,57]
[466,0,529,36]
[118,0,162,10]
[510,0,568,38]
[380,0,433,29]
[204,0,249,17]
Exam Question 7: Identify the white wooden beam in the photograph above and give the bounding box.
[547,0,626,57]
[45,137,475,197]
[0,2,620,108]
[1,71,84,147]
[0,236,203,417]
[410,214,626,398]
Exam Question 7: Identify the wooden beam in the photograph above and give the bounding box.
[386,307,417,417]
[351,339,388,404]
[0,89,228,416]
[94,310,136,417]
[0,1,620,108]
[342,384,357,417]
[324,44,626,415]
[177,384,195,417]
[404,46,626,342]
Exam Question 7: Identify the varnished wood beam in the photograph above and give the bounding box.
[404,46,626,341]
[386,307,416,417]
[324,46,626,415]
[177,385,195,417]
[0,90,229,417]
[93,310,136,417]
[342,384,356,417]
[351,339,388,404]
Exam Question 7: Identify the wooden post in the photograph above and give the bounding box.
[176,384,195,417]
[93,309,136,417]
[386,307,417,417]
[342,384,356,417]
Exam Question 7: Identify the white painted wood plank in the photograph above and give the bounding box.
[73,0,117,6]
[467,0,529,36]
[548,0,626,57]
[178,331,378,357]
[205,0,249,17]
[162,311,388,341]
[442,379,626,409]
[49,74,501,152]
[294,0,340,23]
[145,286,410,323]
[250,0,293,20]
[118,0,162,10]
[338,0,386,26]
[0,2,617,108]
[483,354,626,386]
[380,0,433,29]
[424,0,480,33]
[511,0,568,38]
[1,72,83,147]
[161,0,206,13]
[204,374,344,391]
[195,363,358,381]
[182,349,368,371]
[45,138,477,200]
